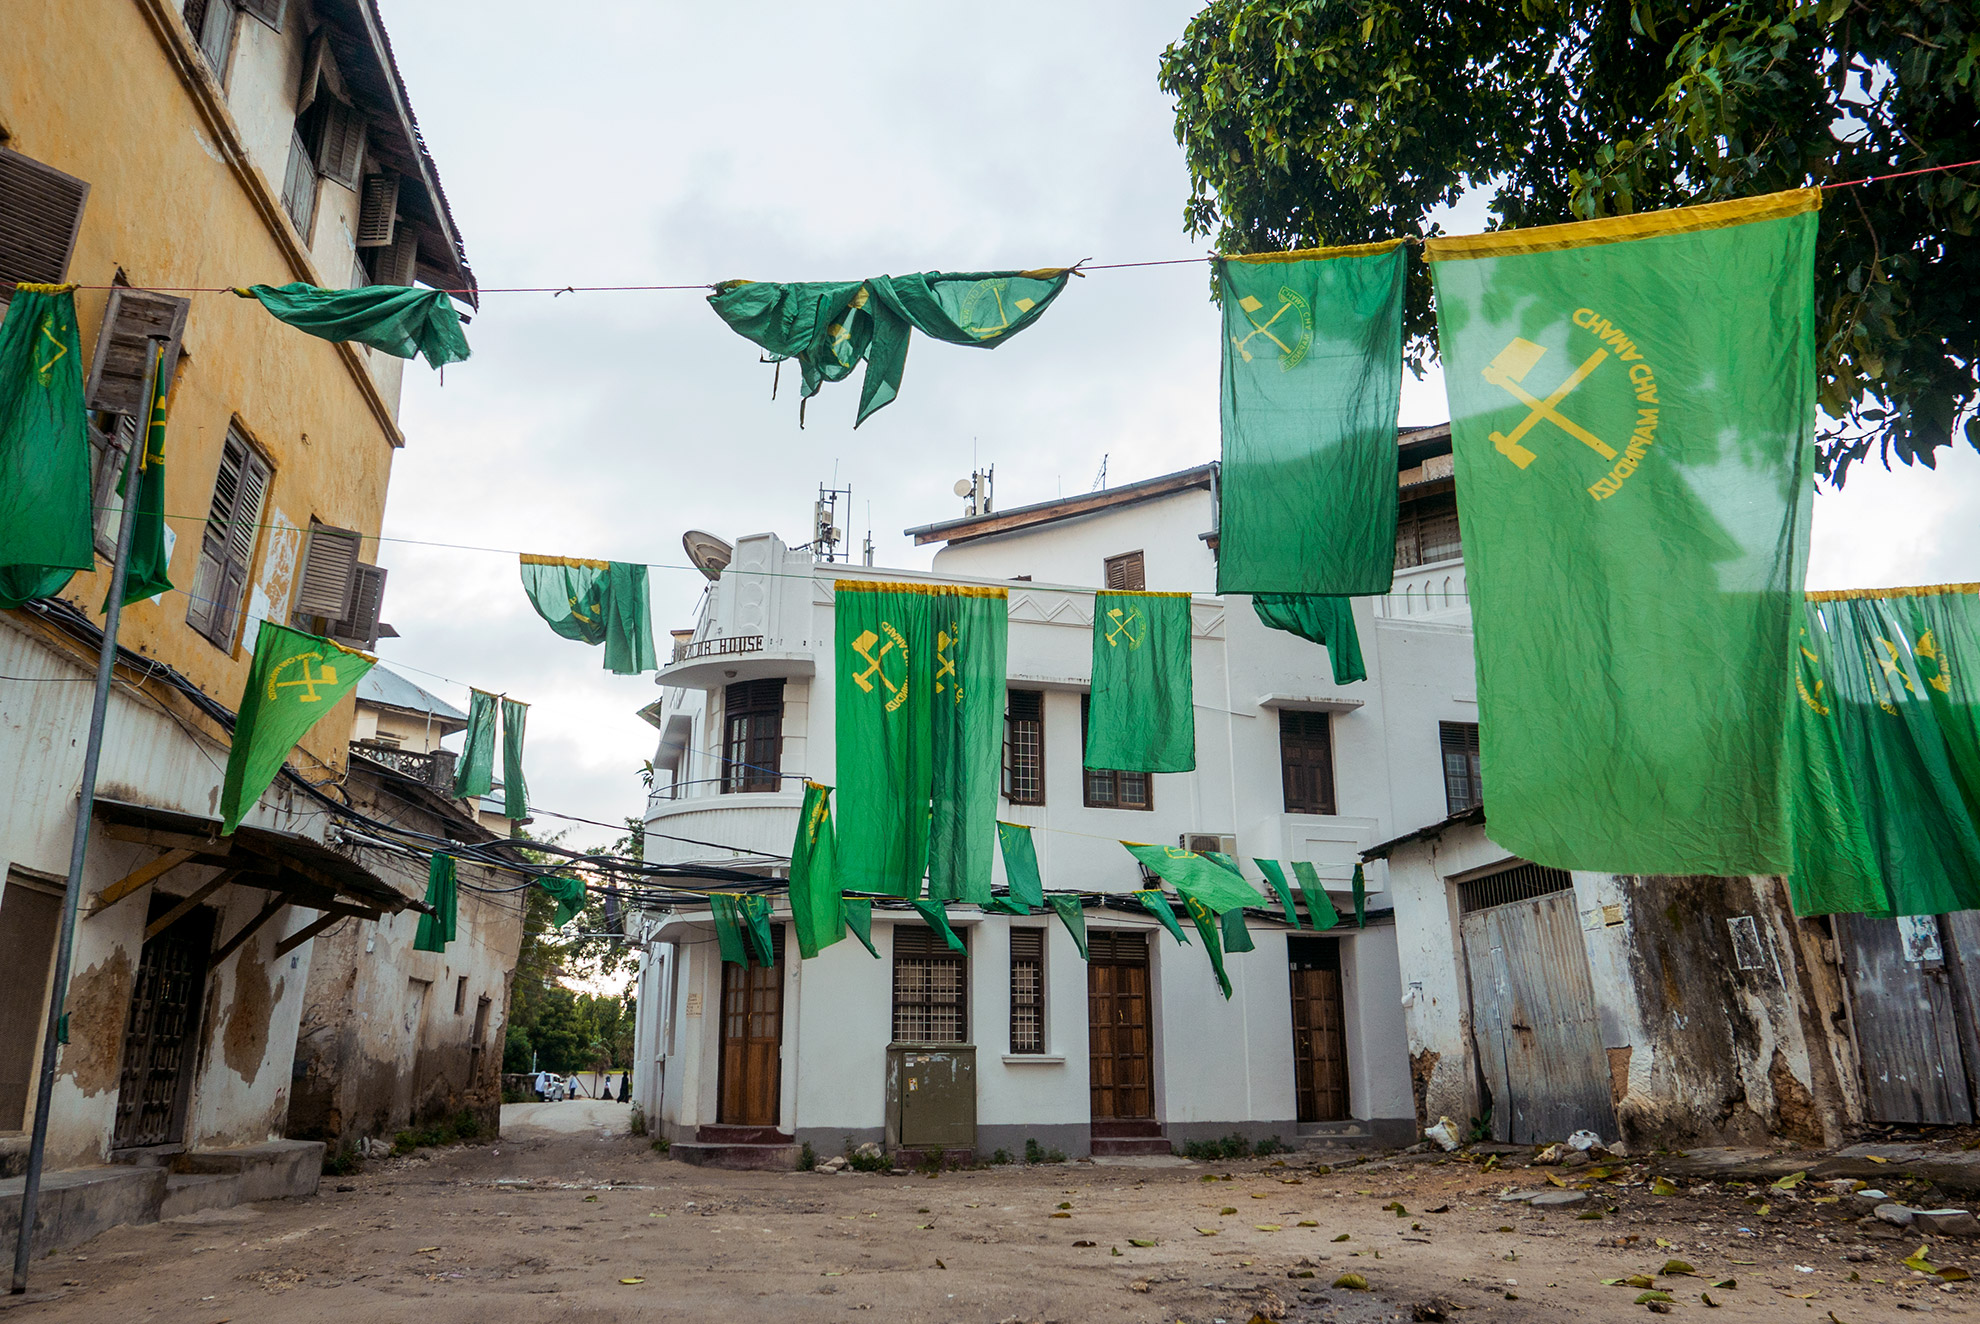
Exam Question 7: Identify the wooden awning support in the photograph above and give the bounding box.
[274,911,345,959]
[144,869,240,942]
[91,848,196,917]
[209,894,288,967]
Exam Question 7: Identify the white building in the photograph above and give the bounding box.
[633,428,1477,1163]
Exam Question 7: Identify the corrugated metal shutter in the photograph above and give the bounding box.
[0,148,91,290]
[293,521,362,621]
[85,288,189,416]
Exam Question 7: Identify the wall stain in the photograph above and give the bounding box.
[221,937,283,1086]
[1607,1046,1633,1106]
[58,948,135,1097]
[1409,1048,1440,1128]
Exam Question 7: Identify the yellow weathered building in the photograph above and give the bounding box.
[0,0,478,1242]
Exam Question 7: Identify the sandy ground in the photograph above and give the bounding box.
[3,1109,1975,1322]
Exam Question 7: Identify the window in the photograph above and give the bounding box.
[181,0,238,76]
[722,679,784,793]
[186,427,271,651]
[1004,689,1044,806]
[1455,861,1571,914]
[0,147,91,292]
[289,521,388,648]
[1280,710,1336,814]
[280,129,318,239]
[1440,721,1482,815]
[892,926,967,1043]
[1009,928,1045,1054]
[0,872,64,1131]
[1395,494,1462,570]
[454,977,468,1016]
[1103,551,1146,591]
[83,286,190,558]
[471,996,491,1048]
[1081,695,1151,810]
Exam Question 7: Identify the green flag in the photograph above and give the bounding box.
[1906,586,1980,822]
[1047,894,1088,960]
[836,580,1006,903]
[0,285,93,607]
[540,876,586,928]
[1785,602,1888,916]
[235,283,470,368]
[1087,591,1194,772]
[996,821,1045,910]
[1181,892,1232,999]
[708,269,1073,426]
[501,697,529,820]
[1255,859,1301,928]
[710,893,751,965]
[519,555,657,675]
[1134,889,1190,945]
[220,623,373,833]
[841,897,880,958]
[1291,861,1340,931]
[1219,906,1255,954]
[1427,189,1820,875]
[1252,596,1366,685]
[455,689,497,798]
[911,899,966,954]
[1818,591,1980,915]
[112,342,174,608]
[789,781,844,959]
[1217,241,1404,597]
[1351,863,1367,929]
[413,854,458,953]
[1122,842,1258,914]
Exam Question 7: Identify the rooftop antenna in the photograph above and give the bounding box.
[813,481,851,562]
[1091,454,1108,492]
[863,501,873,566]
[954,464,995,518]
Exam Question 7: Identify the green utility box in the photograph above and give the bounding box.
[884,1043,977,1151]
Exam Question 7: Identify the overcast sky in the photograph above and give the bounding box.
[370,1,1980,850]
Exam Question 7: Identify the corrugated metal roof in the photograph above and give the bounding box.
[358,665,467,723]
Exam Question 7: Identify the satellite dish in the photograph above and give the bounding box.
[682,530,733,581]
[952,478,975,498]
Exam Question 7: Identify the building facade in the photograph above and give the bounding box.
[633,432,1475,1161]
[0,0,472,1206]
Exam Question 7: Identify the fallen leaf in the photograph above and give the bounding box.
[1333,1233,1352,1242]
[1545,1173,1567,1188]
[1635,1290,1675,1304]
[1655,1238,1674,1249]
[1772,1171,1808,1190]
[1221,1207,1239,1215]
[619,1277,645,1285]
[648,1213,667,1219]
[1577,1211,1604,1221]
[1200,1174,1220,1183]
[1197,1228,1219,1236]
[1049,1213,1070,1220]
[1333,1273,1369,1290]
[1252,1193,1269,1200]
[1789,1291,1821,1299]
[1710,1277,1737,1289]
[1866,1155,1889,1164]
[1904,1244,1937,1274]
[1129,1238,1156,1247]
[918,1223,934,1230]
[1384,1201,1408,1216]
[1602,1278,1628,1286]
[415,1247,440,1254]
[1129,1280,1151,1293]
[1661,1260,1697,1276]
[1495,1225,1515,1233]
[1057,1201,1072,1210]
[1255,1224,1282,1232]
[1702,1291,1720,1307]
[1624,1274,1656,1289]
[1281,1178,1303,1185]
[1296,1220,1318,1227]
[584,1196,599,1203]
[1651,1177,1679,1195]
[1939,1266,1974,1282]
[1111,1247,1122,1257]
[935,1259,946,1270]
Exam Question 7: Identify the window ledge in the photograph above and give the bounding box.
[1001,1054,1066,1065]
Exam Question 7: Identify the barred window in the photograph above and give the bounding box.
[1395,493,1462,569]
[1440,721,1483,815]
[1081,694,1151,810]
[1005,689,1045,806]
[1009,928,1045,1054]
[892,926,968,1043]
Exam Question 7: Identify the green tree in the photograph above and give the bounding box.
[1159,0,1980,482]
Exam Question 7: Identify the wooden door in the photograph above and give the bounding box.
[1289,938,1348,1122]
[1836,913,1974,1124]
[1087,930,1152,1120]
[1459,890,1614,1144]
[717,927,784,1126]
[112,900,214,1150]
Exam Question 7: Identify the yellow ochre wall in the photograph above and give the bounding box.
[0,0,412,780]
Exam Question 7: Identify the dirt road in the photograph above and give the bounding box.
[2,1110,1971,1322]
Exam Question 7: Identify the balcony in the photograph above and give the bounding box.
[656,631,814,690]
[351,740,457,793]
[644,789,803,868]
[1376,556,1467,621]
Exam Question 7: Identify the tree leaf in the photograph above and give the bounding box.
[1772,1171,1808,1190]
[1334,1273,1370,1290]
[1635,1290,1675,1303]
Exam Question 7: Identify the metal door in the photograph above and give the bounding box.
[1289,937,1349,1122]
[112,901,214,1150]
[1087,930,1152,1120]
[1835,912,1974,1123]
[1460,889,1615,1144]
[717,928,783,1126]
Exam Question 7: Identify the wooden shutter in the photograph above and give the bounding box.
[89,414,140,559]
[85,288,189,416]
[376,226,420,286]
[297,27,345,115]
[314,100,365,189]
[0,148,91,290]
[191,0,236,72]
[1279,710,1336,815]
[331,563,387,648]
[292,521,362,620]
[356,175,398,247]
[1103,551,1145,591]
[238,0,284,30]
[190,432,270,648]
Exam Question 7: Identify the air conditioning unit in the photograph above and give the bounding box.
[1180,832,1237,857]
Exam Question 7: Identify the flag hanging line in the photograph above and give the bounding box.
[25,155,1979,299]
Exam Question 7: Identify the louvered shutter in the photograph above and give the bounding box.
[90,413,141,558]
[355,175,398,247]
[191,0,236,72]
[1103,551,1145,591]
[0,148,91,290]
[377,226,420,286]
[239,0,284,30]
[331,563,386,648]
[190,433,270,648]
[293,521,362,621]
[314,100,365,189]
[85,288,189,416]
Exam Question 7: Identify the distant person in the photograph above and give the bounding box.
[618,1071,631,1103]
[533,1070,553,1101]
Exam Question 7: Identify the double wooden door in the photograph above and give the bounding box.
[1088,929,1152,1120]
[113,899,214,1150]
[1289,938,1349,1122]
[717,927,784,1126]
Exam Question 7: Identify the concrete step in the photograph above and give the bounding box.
[160,1172,240,1220]
[672,1142,804,1172]
[0,1165,166,1260]
[1090,1119,1165,1140]
[172,1139,324,1202]
[694,1125,794,1146]
[1091,1136,1175,1157]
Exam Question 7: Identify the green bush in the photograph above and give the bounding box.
[1254,1136,1291,1157]
[321,1147,360,1177]
[1025,1138,1066,1165]
[628,1103,648,1137]
[651,1137,671,1155]
[390,1110,485,1156]
[1178,1133,1254,1161]
[989,1148,1014,1165]
[844,1141,891,1174]
[798,1141,817,1171]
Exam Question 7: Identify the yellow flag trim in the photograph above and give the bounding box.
[1098,589,1192,599]
[1806,582,1980,602]
[833,580,1008,599]
[1424,188,1820,262]
[521,552,610,570]
[1224,238,1405,266]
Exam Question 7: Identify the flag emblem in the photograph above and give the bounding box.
[1104,605,1144,649]
[851,622,910,712]
[268,651,340,704]
[1231,286,1313,369]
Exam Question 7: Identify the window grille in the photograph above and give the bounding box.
[1009,928,1044,1053]
[892,926,967,1043]
[1081,694,1151,810]
[1395,493,1463,570]
[1440,721,1483,815]
[1456,861,1573,914]
[1005,689,1045,805]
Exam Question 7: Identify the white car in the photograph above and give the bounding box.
[533,1072,567,1102]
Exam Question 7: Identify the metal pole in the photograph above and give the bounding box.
[11,340,162,1294]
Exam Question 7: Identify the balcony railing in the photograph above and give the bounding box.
[352,740,458,793]
[1377,556,1467,620]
